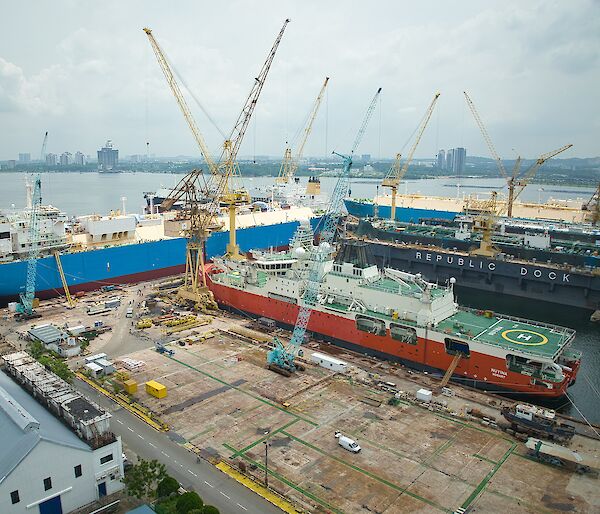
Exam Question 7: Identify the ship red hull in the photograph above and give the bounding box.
[207,273,577,399]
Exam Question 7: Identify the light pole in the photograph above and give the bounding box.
[263,431,270,488]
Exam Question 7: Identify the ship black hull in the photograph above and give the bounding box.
[351,223,600,314]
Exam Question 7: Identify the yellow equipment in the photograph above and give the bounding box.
[440,353,462,388]
[464,91,572,217]
[470,191,500,257]
[145,380,167,399]
[276,77,329,185]
[144,21,290,308]
[53,251,75,308]
[123,379,138,395]
[381,93,440,221]
[136,318,152,329]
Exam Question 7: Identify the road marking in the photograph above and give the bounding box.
[149,443,156,448]
[219,491,231,500]
[137,434,144,440]
[127,427,134,432]
[116,419,123,424]
[161,451,170,458]
[237,503,247,511]
[204,481,214,488]
[187,470,197,477]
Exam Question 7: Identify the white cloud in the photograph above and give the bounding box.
[0,0,598,159]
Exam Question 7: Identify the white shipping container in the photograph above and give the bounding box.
[416,388,432,403]
[311,352,348,373]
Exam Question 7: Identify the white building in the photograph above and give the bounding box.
[0,353,124,514]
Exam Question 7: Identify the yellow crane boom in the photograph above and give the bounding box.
[510,143,573,207]
[216,18,290,259]
[143,27,219,183]
[382,92,440,220]
[277,76,329,185]
[463,91,571,217]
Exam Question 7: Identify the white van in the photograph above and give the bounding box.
[126,307,133,318]
[335,432,361,453]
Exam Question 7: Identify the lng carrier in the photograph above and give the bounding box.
[207,226,581,398]
[0,183,319,304]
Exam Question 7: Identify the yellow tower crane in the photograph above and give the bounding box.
[276,77,329,185]
[143,20,290,308]
[145,20,289,265]
[381,92,440,221]
[464,91,572,217]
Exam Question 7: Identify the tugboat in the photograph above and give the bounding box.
[501,403,576,442]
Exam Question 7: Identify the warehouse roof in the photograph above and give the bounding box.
[27,323,66,345]
[0,370,90,484]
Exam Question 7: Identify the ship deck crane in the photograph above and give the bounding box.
[381,93,440,221]
[276,77,329,185]
[267,87,382,376]
[464,91,572,217]
[145,21,289,308]
[16,175,43,319]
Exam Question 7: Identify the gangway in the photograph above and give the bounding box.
[53,251,75,308]
[439,353,462,388]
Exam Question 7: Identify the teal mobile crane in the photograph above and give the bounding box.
[267,87,382,376]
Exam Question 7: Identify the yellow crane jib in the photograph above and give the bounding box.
[382,92,440,221]
[143,28,219,178]
[277,76,329,185]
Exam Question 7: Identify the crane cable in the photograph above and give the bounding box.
[166,48,227,141]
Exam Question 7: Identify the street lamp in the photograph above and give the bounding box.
[263,431,270,488]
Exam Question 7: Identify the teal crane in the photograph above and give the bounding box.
[17,174,43,317]
[267,87,382,375]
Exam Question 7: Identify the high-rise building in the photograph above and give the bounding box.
[97,140,118,171]
[6,160,16,169]
[74,151,85,166]
[45,153,57,166]
[59,152,72,166]
[453,147,466,174]
[437,150,445,169]
[18,153,31,163]
[446,149,454,171]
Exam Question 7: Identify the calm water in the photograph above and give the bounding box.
[0,172,594,215]
[1,172,598,423]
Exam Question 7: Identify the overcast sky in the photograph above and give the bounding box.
[1,0,598,161]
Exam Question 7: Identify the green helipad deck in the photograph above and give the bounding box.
[436,310,575,359]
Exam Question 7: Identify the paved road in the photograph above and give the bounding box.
[75,379,281,514]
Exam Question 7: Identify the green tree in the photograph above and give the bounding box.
[202,506,220,514]
[176,491,203,514]
[28,340,45,359]
[123,459,167,499]
[188,510,203,514]
[156,475,180,498]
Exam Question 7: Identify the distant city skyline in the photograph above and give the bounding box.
[1,1,598,162]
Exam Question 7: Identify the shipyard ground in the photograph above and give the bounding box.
[2,282,600,513]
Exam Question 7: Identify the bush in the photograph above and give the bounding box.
[176,491,203,514]
[156,475,180,498]
[202,506,220,514]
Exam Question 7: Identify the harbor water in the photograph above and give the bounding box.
[1,172,598,424]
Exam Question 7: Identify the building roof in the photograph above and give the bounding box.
[86,362,103,372]
[28,323,66,345]
[0,370,90,484]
